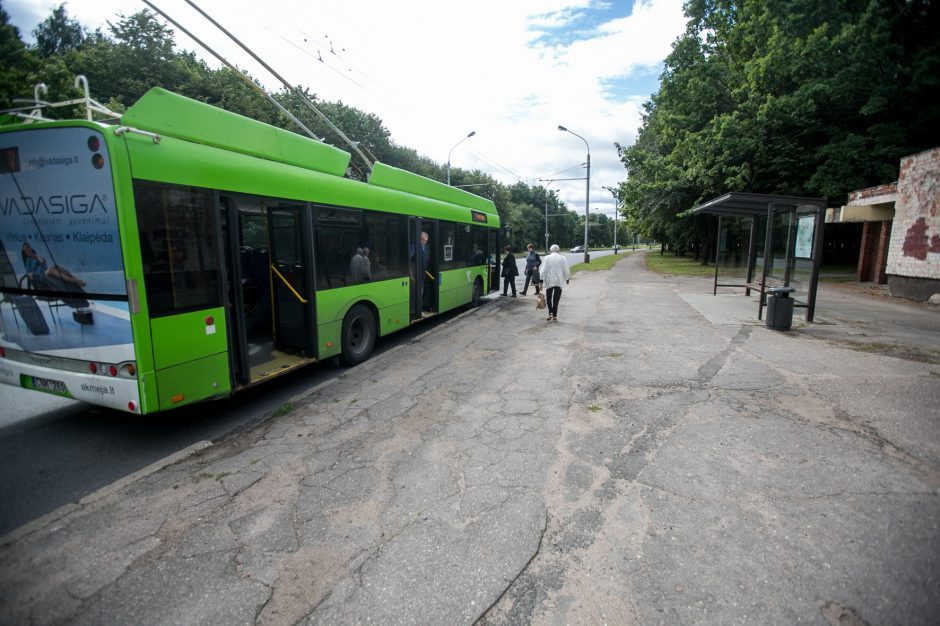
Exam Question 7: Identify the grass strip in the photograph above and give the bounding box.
[571,251,631,273]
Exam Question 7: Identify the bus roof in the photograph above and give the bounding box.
[122,88,498,216]
[121,87,351,177]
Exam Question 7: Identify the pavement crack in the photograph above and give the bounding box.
[634,480,704,503]
[474,509,548,624]
[696,326,752,384]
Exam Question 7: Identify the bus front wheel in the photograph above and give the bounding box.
[469,278,483,308]
[341,304,376,366]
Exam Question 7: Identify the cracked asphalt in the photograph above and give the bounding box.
[1,252,938,625]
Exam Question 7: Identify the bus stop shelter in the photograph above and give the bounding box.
[693,192,826,322]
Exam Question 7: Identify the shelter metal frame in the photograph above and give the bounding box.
[693,192,826,322]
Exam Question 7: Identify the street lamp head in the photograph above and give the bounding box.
[447,131,476,185]
[557,125,567,132]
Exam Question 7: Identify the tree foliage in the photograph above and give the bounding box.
[33,3,87,58]
[616,0,940,257]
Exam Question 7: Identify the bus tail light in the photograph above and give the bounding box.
[88,362,98,374]
[128,401,136,412]
[117,362,137,379]
[0,347,5,358]
[109,365,118,377]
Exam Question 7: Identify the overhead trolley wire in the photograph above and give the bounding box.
[464,148,526,182]
[181,0,373,171]
[141,0,321,143]
[539,162,587,180]
[262,26,368,91]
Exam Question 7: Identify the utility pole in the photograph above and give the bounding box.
[544,193,550,253]
[613,200,618,253]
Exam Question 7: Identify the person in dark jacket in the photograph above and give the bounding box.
[520,243,541,295]
[501,244,518,297]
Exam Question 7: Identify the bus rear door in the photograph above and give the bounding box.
[222,196,315,388]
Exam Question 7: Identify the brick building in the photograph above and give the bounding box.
[828,146,940,301]
[885,147,940,300]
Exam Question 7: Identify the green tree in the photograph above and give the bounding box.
[68,9,184,109]
[0,4,40,110]
[618,0,940,257]
[33,4,85,57]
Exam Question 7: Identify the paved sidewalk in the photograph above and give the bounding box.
[1,253,938,625]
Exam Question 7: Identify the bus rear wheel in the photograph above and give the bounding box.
[341,304,376,366]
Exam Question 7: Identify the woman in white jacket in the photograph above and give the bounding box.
[539,244,571,322]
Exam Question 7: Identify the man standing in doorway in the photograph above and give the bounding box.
[419,231,432,310]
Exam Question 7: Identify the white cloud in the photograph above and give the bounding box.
[6,0,686,215]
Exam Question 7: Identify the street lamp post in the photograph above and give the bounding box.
[558,125,590,263]
[446,131,475,186]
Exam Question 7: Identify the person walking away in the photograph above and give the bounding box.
[521,243,541,295]
[501,244,518,297]
[540,244,570,321]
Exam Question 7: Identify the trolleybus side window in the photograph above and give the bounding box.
[471,225,489,262]
[362,211,408,280]
[457,223,475,267]
[439,222,459,271]
[438,221,474,270]
[134,180,222,316]
[315,209,409,289]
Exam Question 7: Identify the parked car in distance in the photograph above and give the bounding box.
[569,245,584,253]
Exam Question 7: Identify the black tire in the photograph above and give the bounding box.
[469,278,483,308]
[341,303,376,365]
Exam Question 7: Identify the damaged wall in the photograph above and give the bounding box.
[885,147,940,300]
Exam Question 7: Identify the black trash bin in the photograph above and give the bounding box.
[766,287,795,331]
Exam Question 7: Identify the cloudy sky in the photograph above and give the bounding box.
[6,0,687,216]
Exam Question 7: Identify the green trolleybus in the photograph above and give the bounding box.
[0,85,501,414]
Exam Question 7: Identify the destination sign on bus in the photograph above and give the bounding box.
[471,210,488,224]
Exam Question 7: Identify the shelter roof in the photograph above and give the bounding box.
[693,192,825,216]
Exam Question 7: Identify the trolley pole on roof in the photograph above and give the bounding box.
[141,0,318,144]
[183,0,373,173]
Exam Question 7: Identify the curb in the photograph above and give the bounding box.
[2,299,508,546]
[0,440,212,548]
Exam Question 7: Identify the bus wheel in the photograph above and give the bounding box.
[341,304,376,366]
[469,278,483,308]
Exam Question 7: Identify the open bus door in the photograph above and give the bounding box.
[221,195,315,387]
[267,204,315,353]
[409,218,439,321]
[488,229,499,292]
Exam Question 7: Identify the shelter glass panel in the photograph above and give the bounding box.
[766,208,796,282]
[715,217,751,285]
[753,213,768,280]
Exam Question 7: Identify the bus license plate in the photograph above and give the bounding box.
[32,376,68,395]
